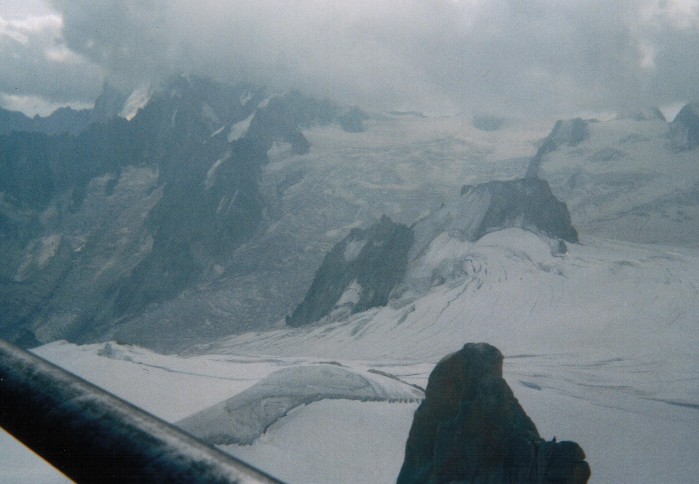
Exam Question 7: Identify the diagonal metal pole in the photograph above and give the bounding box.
[0,339,283,483]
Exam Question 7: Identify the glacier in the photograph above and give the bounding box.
[3,225,698,483]
[2,83,699,483]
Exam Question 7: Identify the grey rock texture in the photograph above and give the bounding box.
[0,76,363,348]
[0,107,92,136]
[526,118,588,179]
[290,177,577,326]
[287,215,413,327]
[397,343,590,484]
[527,106,699,247]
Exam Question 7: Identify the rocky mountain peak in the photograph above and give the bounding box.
[286,216,413,327]
[0,75,371,347]
[615,107,666,122]
[411,178,577,261]
[670,101,699,151]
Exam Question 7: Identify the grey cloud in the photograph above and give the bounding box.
[10,0,699,118]
[0,9,102,111]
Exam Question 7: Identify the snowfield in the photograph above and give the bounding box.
[3,228,698,483]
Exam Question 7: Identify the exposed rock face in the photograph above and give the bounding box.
[449,178,577,244]
[670,102,699,151]
[526,108,699,247]
[0,76,367,348]
[615,107,665,122]
[287,215,413,326]
[397,343,590,484]
[289,178,577,326]
[526,118,588,179]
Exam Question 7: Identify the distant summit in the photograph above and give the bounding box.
[526,118,588,178]
[90,82,129,124]
[0,106,91,136]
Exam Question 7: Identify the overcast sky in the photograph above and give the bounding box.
[1,0,698,119]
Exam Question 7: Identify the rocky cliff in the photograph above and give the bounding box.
[0,76,362,347]
[287,215,413,327]
[527,103,699,246]
[289,177,577,326]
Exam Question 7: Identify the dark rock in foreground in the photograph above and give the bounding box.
[397,343,590,484]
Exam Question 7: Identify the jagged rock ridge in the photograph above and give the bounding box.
[0,75,366,347]
[289,177,577,326]
[526,118,588,179]
[670,101,699,151]
[0,107,92,136]
[287,215,413,327]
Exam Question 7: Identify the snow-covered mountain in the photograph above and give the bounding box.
[2,86,699,482]
[527,107,699,246]
[288,177,577,326]
[0,77,554,351]
[0,76,368,349]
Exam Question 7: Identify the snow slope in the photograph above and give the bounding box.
[4,228,697,483]
[206,229,699,360]
[533,116,699,246]
[177,364,422,445]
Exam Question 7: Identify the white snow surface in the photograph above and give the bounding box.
[536,116,699,246]
[177,364,422,445]
[4,228,697,483]
[228,112,254,142]
[119,82,152,121]
[4,113,699,482]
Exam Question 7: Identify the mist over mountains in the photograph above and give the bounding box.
[0,74,697,352]
[0,76,365,348]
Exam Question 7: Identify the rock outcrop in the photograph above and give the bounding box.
[0,75,368,348]
[0,106,92,136]
[287,215,413,326]
[526,118,588,179]
[397,343,590,483]
[423,177,578,248]
[289,178,578,327]
[670,101,699,151]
